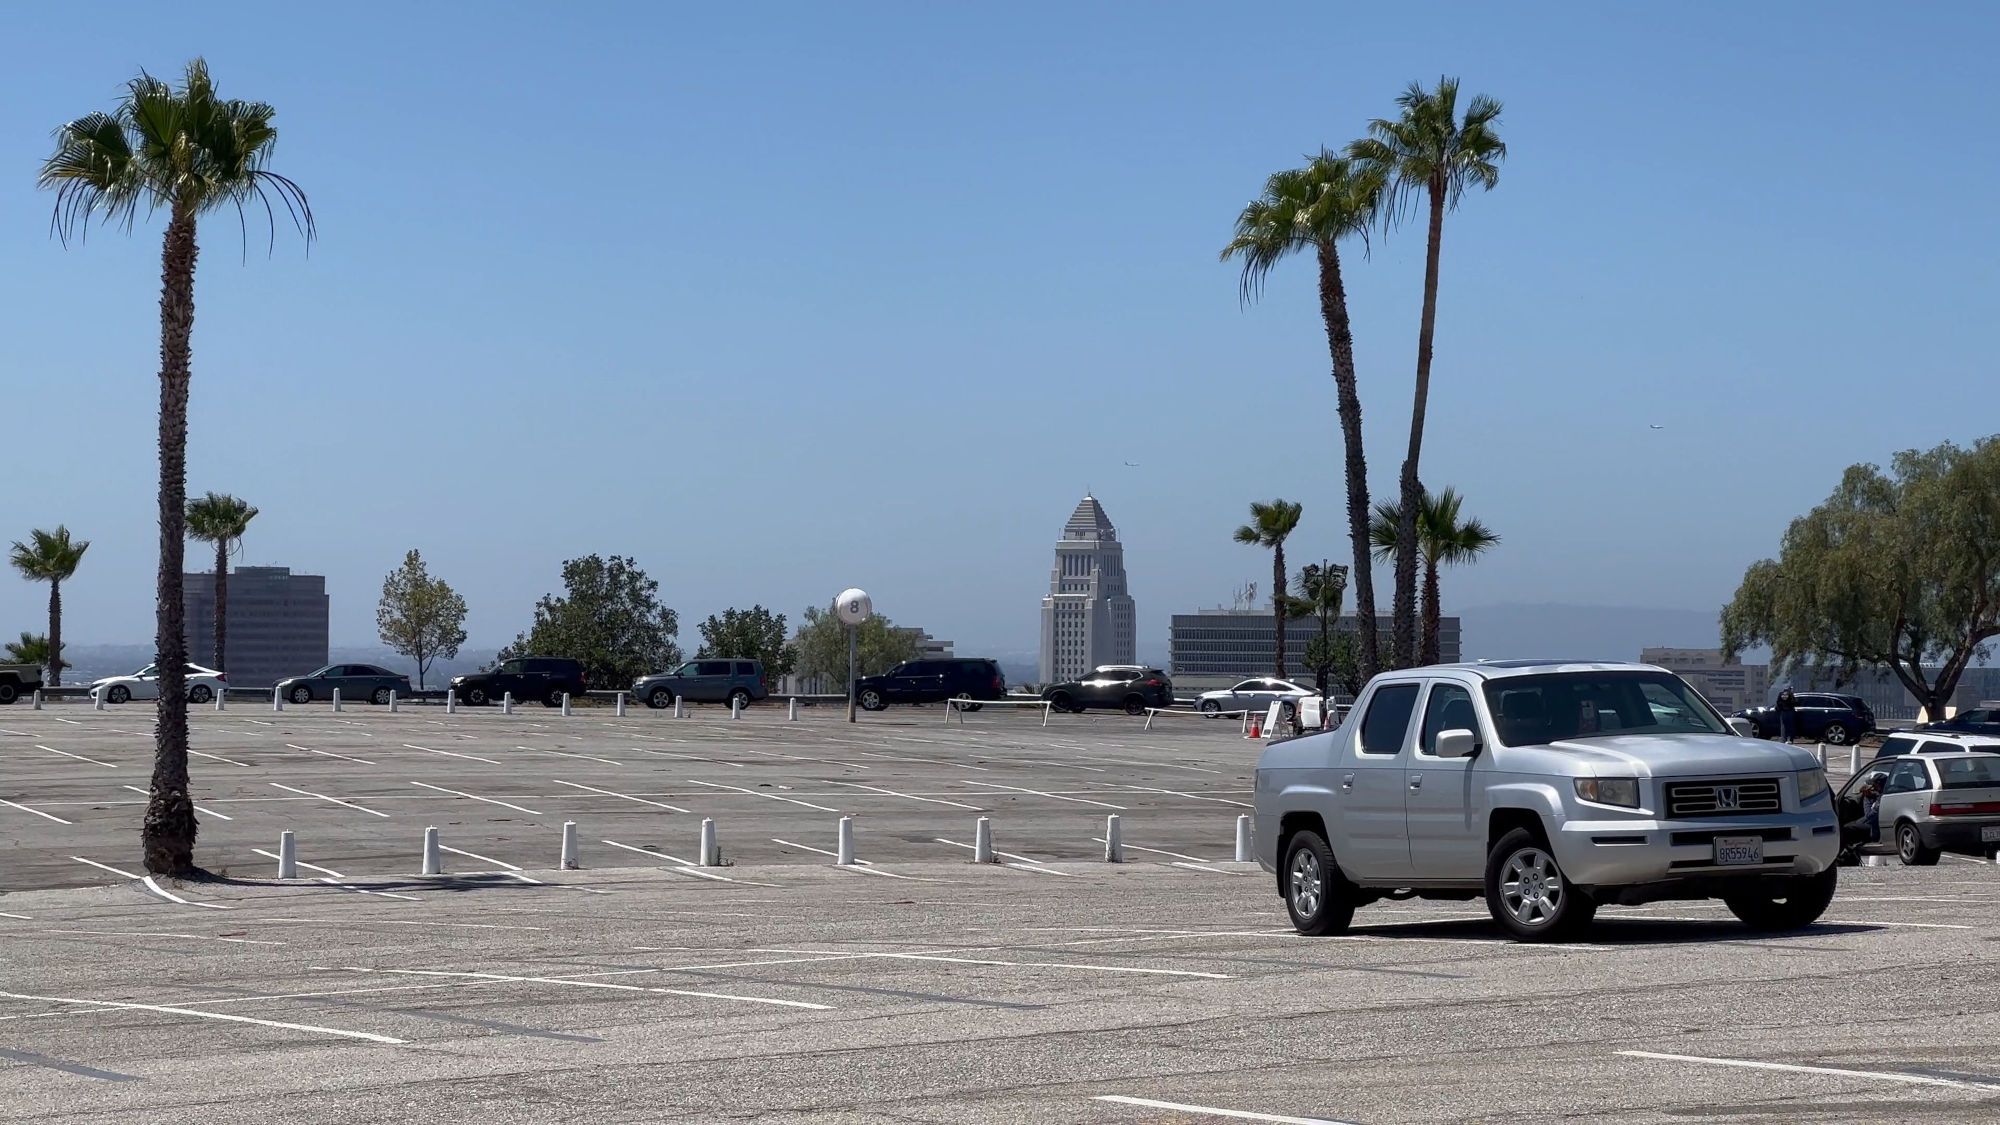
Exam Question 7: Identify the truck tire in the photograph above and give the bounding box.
[647,688,673,710]
[1281,829,1355,936]
[465,687,489,706]
[1484,827,1596,942]
[1723,867,1837,931]
[859,688,886,712]
[0,681,17,705]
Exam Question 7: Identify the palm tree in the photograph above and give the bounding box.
[1234,499,1305,678]
[1222,153,1386,681]
[1289,561,1349,699]
[41,60,313,876]
[185,493,258,673]
[9,527,89,687]
[1369,488,1500,665]
[1349,78,1505,667]
[4,633,67,676]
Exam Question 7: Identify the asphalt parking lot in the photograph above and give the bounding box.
[4,704,1997,1124]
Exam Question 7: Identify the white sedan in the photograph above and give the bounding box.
[91,663,227,705]
[1198,678,1317,716]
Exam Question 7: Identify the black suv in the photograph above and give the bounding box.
[1043,666,1174,715]
[450,657,587,708]
[1733,692,1876,745]
[855,659,1006,711]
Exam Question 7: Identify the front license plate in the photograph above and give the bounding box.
[1714,836,1764,865]
[1981,826,2000,843]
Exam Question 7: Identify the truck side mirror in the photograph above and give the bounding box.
[1434,728,1479,759]
[1727,717,1755,738]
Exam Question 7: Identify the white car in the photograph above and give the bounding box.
[1198,678,1317,717]
[91,663,227,705]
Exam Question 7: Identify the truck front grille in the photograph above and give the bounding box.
[1664,778,1781,818]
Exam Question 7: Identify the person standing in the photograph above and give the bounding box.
[1775,687,1798,744]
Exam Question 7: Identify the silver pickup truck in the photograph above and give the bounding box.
[1254,660,1840,941]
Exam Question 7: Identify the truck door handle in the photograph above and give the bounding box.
[1408,775,1423,790]
[1340,773,1354,790]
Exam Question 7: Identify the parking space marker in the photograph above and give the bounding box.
[1092,1095,1350,1123]
[122,785,231,821]
[35,744,114,768]
[827,780,984,810]
[0,911,31,920]
[665,865,783,887]
[409,780,540,815]
[1114,784,1254,808]
[0,988,404,1044]
[859,751,989,771]
[686,778,839,812]
[338,967,831,1011]
[1077,756,1223,774]
[631,748,747,769]
[0,1047,146,1082]
[70,856,140,880]
[771,837,917,879]
[740,747,870,770]
[751,948,1229,979]
[260,916,548,931]
[1619,1050,2000,1091]
[1092,839,1208,863]
[0,797,71,824]
[317,878,423,901]
[517,744,624,766]
[601,837,695,865]
[552,778,690,812]
[932,837,1081,877]
[287,743,375,765]
[1170,861,1240,875]
[271,782,391,818]
[402,743,502,765]
[139,876,232,910]
[438,843,521,871]
[40,929,283,947]
[188,749,251,767]
[251,848,343,878]
[964,781,1126,810]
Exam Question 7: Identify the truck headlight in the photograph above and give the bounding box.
[1797,768,1829,802]
[1574,777,1640,808]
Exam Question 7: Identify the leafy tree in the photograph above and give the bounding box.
[184,492,258,673]
[41,59,313,877]
[1349,77,1505,667]
[1310,629,1364,699]
[4,633,67,675]
[376,549,468,690]
[9,527,89,687]
[502,555,681,689]
[1370,488,1499,665]
[1723,439,2000,721]
[1288,561,1349,698]
[696,605,795,678]
[1234,499,1305,678]
[793,602,923,689]
[1223,154,1386,680]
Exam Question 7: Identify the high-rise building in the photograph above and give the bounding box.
[1168,609,1457,694]
[181,566,329,688]
[1039,495,1136,683]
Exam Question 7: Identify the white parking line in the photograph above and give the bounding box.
[686,778,839,812]
[1093,1095,1351,1123]
[338,967,831,1011]
[1093,838,1208,863]
[631,748,745,769]
[0,988,403,1044]
[0,797,71,824]
[1078,756,1223,774]
[258,917,548,931]
[859,751,989,772]
[663,866,781,887]
[517,744,624,766]
[139,877,231,910]
[740,748,870,770]
[750,948,1229,979]
[251,848,344,878]
[402,743,501,765]
[270,783,390,818]
[316,880,424,901]
[35,744,114,768]
[438,844,520,871]
[770,837,917,879]
[1619,1050,2000,1091]
[964,781,1126,810]
[551,778,689,812]
[826,780,984,810]
[122,785,231,821]
[408,781,540,815]
[1170,861,1240,875]
[0,912,30,920]
[1115,783,1254,809]
[188,750,250,767]
[286,743,375,765]
[933,837,1081,877]
[601,838,696,865]
[70,856,140,880]
[39,929,284,947]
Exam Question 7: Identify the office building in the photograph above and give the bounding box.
[1038,495,1137,684]
[1640,648,1771,713]
[181,566,329,689]
[1168,609,1458,693]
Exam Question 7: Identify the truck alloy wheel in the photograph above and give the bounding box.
[1485,827,1595,941]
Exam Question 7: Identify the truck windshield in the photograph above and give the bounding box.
[1482,671,1729,747]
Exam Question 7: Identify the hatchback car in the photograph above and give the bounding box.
[1198,678,1315,718]
[632,659,768,710]
[1042,666,1174,715]
[449,657,587,708]
[1872,731,2000,760]
[854,659,1006,711]
[1734,692,1875,745]
[1838,751,2000,864]
[276,663,413,706]
[90,663,227,705]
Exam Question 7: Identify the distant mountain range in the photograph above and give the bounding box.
[1455,603,1726,663]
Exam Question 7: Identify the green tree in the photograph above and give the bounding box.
[696,605,795,678]
[503,555,681,689]
[1349,77,1505,667]
[1288,561,1350,699]
[1370,487,1500,666]
[1311,629,1364,699]
[9,527,89,687]
[184,492,258,673]
[4,633,67,676]
[1234,499,1305,678]
[377,549,469,690]
[1223,154,1386,680]
[792,602,923,690]
[42,59,313,877]
[1722,438,2000,721]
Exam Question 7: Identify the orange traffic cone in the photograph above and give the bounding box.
[1246,711,1263,739]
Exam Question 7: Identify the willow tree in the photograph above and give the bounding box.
[41,60,313,875]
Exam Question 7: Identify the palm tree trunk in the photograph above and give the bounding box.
[1316,240,1379,681]
[143,207,200,878]
[1394,183,1449,670]
[213,539,228,672]
[1272,543,1287,679]
[46,580,62,688]
[1421,556,1442,666]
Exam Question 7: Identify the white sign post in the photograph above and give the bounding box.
[836,588,873,724]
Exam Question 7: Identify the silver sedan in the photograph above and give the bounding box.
[1197,678,1316,717]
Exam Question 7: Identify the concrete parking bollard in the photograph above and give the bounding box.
[277,830,297,879]
[674,697,687,719]
[31,690,40,710]
[1235,815,1253,862]
[973,817,994,863]
[332,688,343,713]
[731,697,742,720]
[446,689,456,714]
[615,692,626,717]
[1817,742,1827,767]
[273,687,283,712]
[388,690,398,713]
[422,826,442,875]
[561,693,572,717]
[1105,814,1123,863]
[699,818,719,866]
[788,697,799,722]
[503,692,514,715]
[1849,744,1860,774]
[215,691,226,711]
[93,690,105,711]
[561,821,579,870]
[836,816,855,865]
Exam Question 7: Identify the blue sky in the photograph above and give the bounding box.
[2,2,1994,659]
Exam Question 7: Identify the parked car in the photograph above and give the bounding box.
[276,663,413,706]
[1257,660,1838,941]
[632,659,768,710]
[1917,706,2000,738]
[1043,666,1174,715]
[90,663,227,705]
[1872,731,2000,760]
[1732,692,1875,745]
[1198,678,1316,719]
[449,657,586,708]
[854,658,1006,711]
[1837,752,2000,865]
[0,663,42,705]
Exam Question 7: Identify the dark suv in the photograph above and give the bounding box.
[855,659,1006,711]
[1733,692,1876,745]
[632,659,769,710]
[1043,666,1174,715]
[450,657,587,708]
